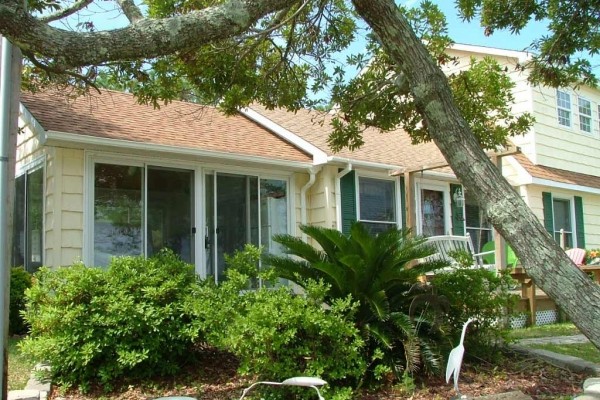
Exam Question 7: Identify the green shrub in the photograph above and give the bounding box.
[9,267,32,335]
[186,246,366,396]
[429,263,519,351]
[20,250,199,391]
[264,223,450,381]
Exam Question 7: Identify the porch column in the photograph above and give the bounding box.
[403,171,416,231]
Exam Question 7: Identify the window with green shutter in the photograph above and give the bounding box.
[340,171,357,235]
[542,192,586,248]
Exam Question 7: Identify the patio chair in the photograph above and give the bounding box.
[565,248,586,266]
[480,241,519,268]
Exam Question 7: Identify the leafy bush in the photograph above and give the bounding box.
[21,250,199,391]
[429,260,519,351]
[186,245,366,396]
[10,267,32,335]
[264,223,450,381]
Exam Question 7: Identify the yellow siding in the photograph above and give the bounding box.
[44,147,85,267]
[444,48,536,157]
[523,185,600,248]
[531,85,600,176]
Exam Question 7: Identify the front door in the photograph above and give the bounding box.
[206,173,259,281]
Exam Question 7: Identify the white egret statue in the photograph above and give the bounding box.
[446,318,475,398]
[238,376,327,400]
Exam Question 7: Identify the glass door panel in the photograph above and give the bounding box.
[421,189,445,236]
[94,164,143,267]
[260,179,288,256]
[147,167,194,263]
[214,173,259,281]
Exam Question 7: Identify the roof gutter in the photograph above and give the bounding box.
[300,166,321,241]
[44,130,313,170]
[335,163,353,231]
[327,156,404,172]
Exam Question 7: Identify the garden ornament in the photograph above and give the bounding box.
[446,317,475,399]
[238,376,327,400]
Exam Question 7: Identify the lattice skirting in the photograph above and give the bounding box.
[510,309,559,329]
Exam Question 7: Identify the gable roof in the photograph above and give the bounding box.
[20,90,313,164]
[248,104,449,171]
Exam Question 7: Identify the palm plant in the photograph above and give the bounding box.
[264,223,450,382]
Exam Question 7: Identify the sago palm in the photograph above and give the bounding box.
[264,222,450,380]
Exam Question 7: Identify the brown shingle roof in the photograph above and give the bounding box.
[249,104,449,171]
[20,90,312,164]
[514,154,600,190]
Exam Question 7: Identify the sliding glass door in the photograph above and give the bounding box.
[93,163,194,266]
[205,172,288,283]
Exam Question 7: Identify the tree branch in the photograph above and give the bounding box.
[39,0,95,23]
[0,0,300,68]
[116,0,143,23]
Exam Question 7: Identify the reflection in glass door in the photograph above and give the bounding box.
[421,189,446,236]
[205,173,288,283]
[147,167,194,263]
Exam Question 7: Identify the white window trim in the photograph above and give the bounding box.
[415,181,451,236]
[551,195,577,248]
[556,89,572,128]
[577,96,593,134]
[355,172,402,230]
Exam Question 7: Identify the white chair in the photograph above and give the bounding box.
[422,234,496,274]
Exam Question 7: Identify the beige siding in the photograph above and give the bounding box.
[531,86,600,176]
[444,48,536,158]
[523,185,600,248]
[44,147,85,267]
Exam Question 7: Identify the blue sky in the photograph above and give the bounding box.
[411,0,544,52]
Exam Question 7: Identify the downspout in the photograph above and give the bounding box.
[335,163,353,231]
[300,167,319,242]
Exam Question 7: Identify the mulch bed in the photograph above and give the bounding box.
[49,348,588,399]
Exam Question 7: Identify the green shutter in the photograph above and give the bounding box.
[450,183,465,236]
[399,177,406,228]
[542,192,554,235]
[574,196,585,248]
[340,170,357,235]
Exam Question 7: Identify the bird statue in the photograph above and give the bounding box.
[446,318,475,399]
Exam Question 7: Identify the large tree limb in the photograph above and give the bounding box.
[352,0,600,348]
[0,0,299,68]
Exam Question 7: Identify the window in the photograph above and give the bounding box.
[556,90,571,127]
[13,167,44,272]
[578,97,592,133]
[552,198,573,248]
[358,177,397,234]
[465,192,492,252]
[421,188,445,236]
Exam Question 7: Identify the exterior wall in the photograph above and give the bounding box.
[530,85,600,176]
[523,184,600,248]
[444,47,537,159]
[44,147,85,267]
[306,166,337,231]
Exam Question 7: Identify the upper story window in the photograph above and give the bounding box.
[578,97,592,133]
[556,90,571,127]
[358,176,397,234]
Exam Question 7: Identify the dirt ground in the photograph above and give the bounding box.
[50,348,588,400]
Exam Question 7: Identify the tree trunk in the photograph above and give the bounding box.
[352,0,600,348]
